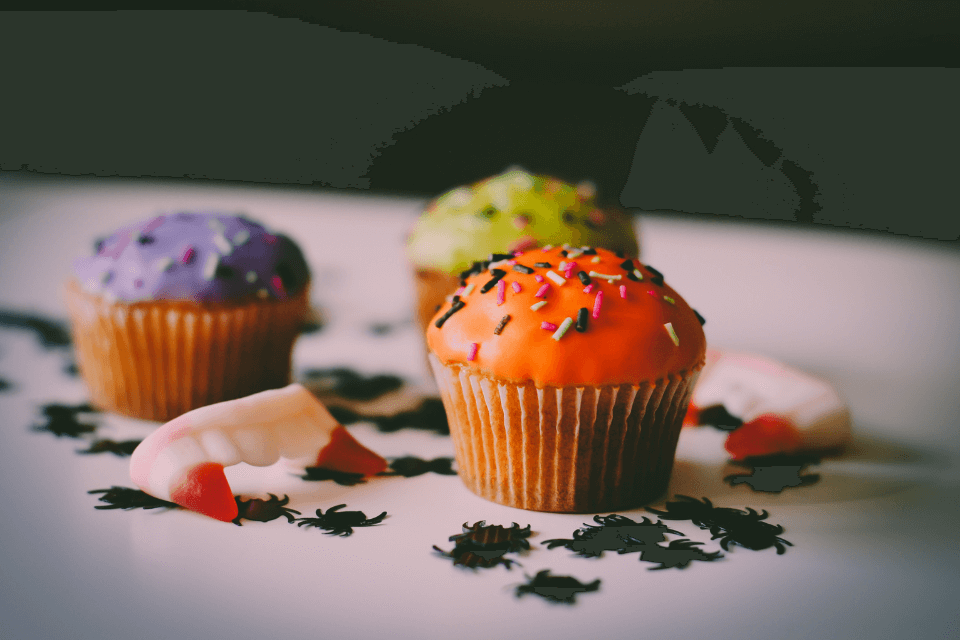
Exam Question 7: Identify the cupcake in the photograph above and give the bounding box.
[406,169,639,337]
[66,212,310,421]
[426,246,706,512]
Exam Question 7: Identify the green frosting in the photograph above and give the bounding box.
[406,169,639,274]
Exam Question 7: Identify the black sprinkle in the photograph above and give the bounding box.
[577,271,591,285]
[215,264,234,279]
[534,262,552,268]
[480,269,506,293]
[489,253,513,262]
[614,250,625,258]
[650,275,664,287]
[137,235,154,245]
[619,259,634,271]
[93,237,107,253]
[512,264,534,274]
[494,314,511,335]
[560,250,568,257]
[626,271,641,282]
[693,309,706,325]
[645,264,664,279]
[451,295,461,305]
[582,247,597,255]
[435,300,466,328]
[576,308,588,332]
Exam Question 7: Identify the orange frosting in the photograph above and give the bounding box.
[427,246,706,387]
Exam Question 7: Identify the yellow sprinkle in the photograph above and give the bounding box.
[633,269,644,280]
[663,295,675,304]
[530,301,547,311]
[552,317,574,341]
[591,256,602,263]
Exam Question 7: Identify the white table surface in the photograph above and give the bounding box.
[1,173,958,640]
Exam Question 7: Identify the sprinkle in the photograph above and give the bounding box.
[454,286,465,296]
[512,264,534,274]
[546,270,566,286]
[577,270,591,285]
[560,249,568,257]
[583,283,594,294]
[488,259,512,271]
[534,262,552,268]
[645,264,664,279]
[513,251,524,257]
[202,253,219,280]
[496,280,506,305]
[508,259,518,265]
[615,250,625,258]
[592,290,603,318]
[566,249,583,259]
[576,307,589,332]
[558,261,569,271]
[467,342,479,361]
[257,288,269,298]
[541,321,558,331]
[511,281,521,293]
[663,295,675,304]
[180,245,196,264]
[541,245,553,252]
[665,322,680,346]
[582,247,597,255]
[207,217,225,232]
[535,274,545,283]
[101,271,113,284]
[494,314,511,335]
[263,234,278,245]
[619,259,634,271]
[435,300,466,328]
[563,265,576,279]
[142,216,165,233]
[245,271,257,283]
[620,285,627,299]
[693,309,706,325]
[591,256,602,263]
[480,269,507,293]
[650,275,664,287]
[153,257,173,272]
[136,234,155,245]
[535,284,550,298]
[551,317,574,341]
[212,234,233,255]
[462,283,476,296]
[633,269,644,280]
[133,278,144,289]
[489,253,514,262]
[647,290,658,297]
[271,274,287,299]
[589,271,622,282]
[530,301,548,311]
[232,229,250,246]
[562,243,573,250]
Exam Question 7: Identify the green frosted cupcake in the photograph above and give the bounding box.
[407,168,639,335]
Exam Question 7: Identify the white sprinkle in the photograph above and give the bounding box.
[589,271,622,281]
[207,217,225,232]
[530,300,548,311]
[558,261,569,271]
[591,256,602,263]
[551,317,574,341]
[633,269,644,280]
[232,229,250,246]
[245,271,258,283]
[541,244,553,251]
[257,288,269,298]
[546,270,566,286]
[202,253,219,280]
[665,322,680,346]
[488,259,512,271]
[462,283,476,296]
[566,249,583,259]
[212,234,233,255]
[562,243,572,250]
[153,257,173,272]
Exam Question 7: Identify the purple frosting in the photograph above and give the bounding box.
[73,212,309,303]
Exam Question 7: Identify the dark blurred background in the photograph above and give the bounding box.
[2,2,958,239]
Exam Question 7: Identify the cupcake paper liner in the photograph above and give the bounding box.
[65,280,308,422]
[430,353,699,512]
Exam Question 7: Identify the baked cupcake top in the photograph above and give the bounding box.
[426,246,706,387]
[73,212,309,303]
[406,169,638,274]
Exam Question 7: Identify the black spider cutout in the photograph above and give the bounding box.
[296,504,387,536]
[0,309,72,349]
[696,404,743,431]
[724,454,822,492]
[233,494,301,526]
[544,514,722,570]
[329,397,450,435]
[89,486,178,511]
[381,456,457,477]
[648,495,792,554]
[301,466,367,486]
[515,570,600,604]
[34,403,101,438]
[434,522,532,569]
[302,367,403,401]
[78,439,142,457]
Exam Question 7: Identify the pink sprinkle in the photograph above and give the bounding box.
[535,274,545,283]
[496,279,506,305]
[180,245,195,264]
[511,281,521,293]
[583,283,594,294]
[508,259,518,265]
[541,321,558,331]
[142,215,165,233]
[513,251,524,257]
[455,286,465,296]
[134,278,144,289]
[620,284,627,299]
[647,289,658,297]
[467,342,479,361]
[541,246,551,252]
[592,290,603,319]
[271,274,287,300]
[263,234,278,245]
[535,284,550,298]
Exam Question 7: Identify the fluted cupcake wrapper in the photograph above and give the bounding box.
[430,353,699,512]
[65,280,308,422]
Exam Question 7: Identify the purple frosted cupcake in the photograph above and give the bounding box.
[66,212,310,421]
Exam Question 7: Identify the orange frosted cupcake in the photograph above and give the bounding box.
[426,245,706,512]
